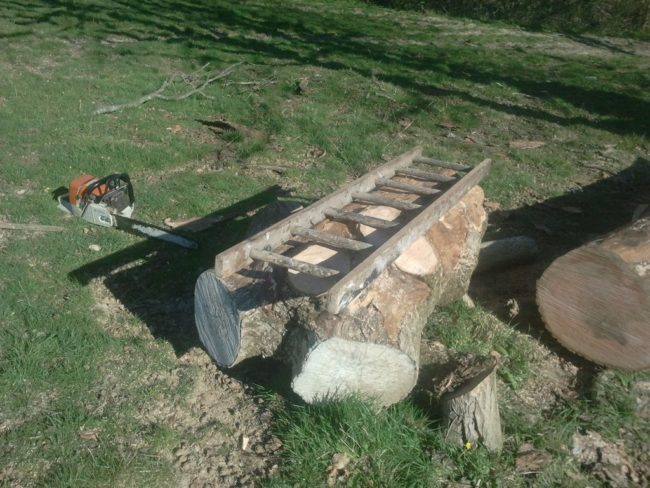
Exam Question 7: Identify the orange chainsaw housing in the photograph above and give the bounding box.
[68,175,107,206]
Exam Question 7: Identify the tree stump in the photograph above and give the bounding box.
[195,184,488,405]
[415,341,503,452]
[441,356,503,452]
[537,215,650,370]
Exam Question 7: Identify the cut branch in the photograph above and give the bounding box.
[94,62,243,115]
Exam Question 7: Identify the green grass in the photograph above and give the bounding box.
[1,0,649,485]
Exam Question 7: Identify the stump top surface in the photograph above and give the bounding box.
[537,245,650,370]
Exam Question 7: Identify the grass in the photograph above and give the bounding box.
[1,0,649,486]
[369,0,650,39]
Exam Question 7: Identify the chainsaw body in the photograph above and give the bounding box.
[57,173,198,249]
[58,173,135,226]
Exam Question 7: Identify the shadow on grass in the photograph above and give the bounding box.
[6,0,650,136]
[68,185,287,357]
[469,156,650,374]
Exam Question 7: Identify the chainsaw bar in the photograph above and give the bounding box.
[114,214,198,249]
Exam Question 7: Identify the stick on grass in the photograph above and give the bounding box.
[94,62,243,115]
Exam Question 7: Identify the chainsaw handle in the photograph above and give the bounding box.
[84,173,135,204]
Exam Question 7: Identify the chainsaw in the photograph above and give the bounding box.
[57,173,198,249]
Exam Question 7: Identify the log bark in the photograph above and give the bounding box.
[195,184,488,405]
[441,356,503,452]
[287,185,488,405]
[537,215,650,370]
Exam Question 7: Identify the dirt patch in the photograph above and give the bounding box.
[90,277,279,486]
[139,349,280,487]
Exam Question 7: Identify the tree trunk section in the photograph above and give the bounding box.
[196,184,488,404]
[537,216,650,370]
[441,358,503,452]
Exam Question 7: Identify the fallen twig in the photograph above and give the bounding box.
[94,62,243,115]
[0,222,65,232]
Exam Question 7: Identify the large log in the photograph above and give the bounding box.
[537,215,650,370]
[196,185,487,405]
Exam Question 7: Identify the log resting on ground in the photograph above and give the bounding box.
[537,215,650,371]
[196,183,488,405]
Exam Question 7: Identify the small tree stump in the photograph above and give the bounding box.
[441,356,503,452]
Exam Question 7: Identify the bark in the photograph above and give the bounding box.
[441,358,503,452]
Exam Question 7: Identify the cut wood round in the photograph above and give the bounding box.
[287,244,351,295]
[194,269,286,368]
[537,216,650,370]
[440,356,503,452]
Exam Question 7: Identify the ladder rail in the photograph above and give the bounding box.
[214,146,423,278]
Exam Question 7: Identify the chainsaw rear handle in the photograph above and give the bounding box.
[84,173,135,205]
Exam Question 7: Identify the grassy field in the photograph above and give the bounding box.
[1,0,649,486]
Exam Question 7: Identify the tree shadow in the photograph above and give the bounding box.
[68,185,289,357]
[6,0,650,137]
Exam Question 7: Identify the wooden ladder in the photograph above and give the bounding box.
[215,146,491,314]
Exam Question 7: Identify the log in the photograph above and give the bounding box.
[440,355,503,452]
[196,185,488,405]
[537,215,650,370]
[474,235,539,273]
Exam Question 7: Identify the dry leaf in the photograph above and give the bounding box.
[516,442,551,473]
[484,200,501,212]
[166,124,182,134]
[506,298,520,318]
[509,140,546,149]
[307,146,326,158]
[398,117,412,128]
[326,452,351,486]
[79,429,99,441]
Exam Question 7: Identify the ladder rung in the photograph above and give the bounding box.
[352,192,421,211]
[249,249,339,278]
[396,168,456,182]
[291,226,372,251]
[413,156,470,171]
[375,178,440,196]
[325,208,399,229]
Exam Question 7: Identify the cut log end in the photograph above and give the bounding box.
[538,245,650,370]
[291,337,418,406]
[195,270,241,367]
